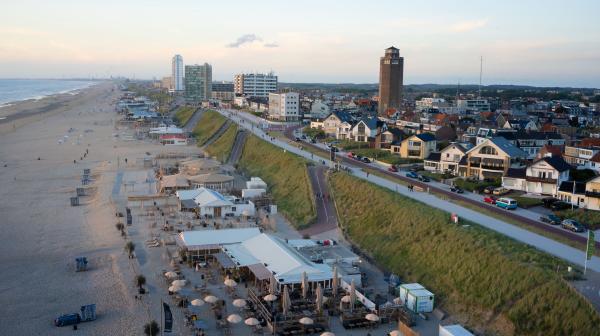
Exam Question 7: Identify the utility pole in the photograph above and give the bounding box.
[478,56,483,99]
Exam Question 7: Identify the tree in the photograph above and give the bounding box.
[136,274,146,289]
[143,320,160,336]
[124,241,136,258]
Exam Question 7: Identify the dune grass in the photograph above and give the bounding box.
[329,172,599,336]
[205,124,238,162]
[192,110,227,146]
[238,135,316,228]
[173,106,196,126]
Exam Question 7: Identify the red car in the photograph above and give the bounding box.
[483,196,497,204]
[388,165,398,172]
[347,152,355,158]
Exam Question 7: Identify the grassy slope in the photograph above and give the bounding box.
[205,124,238,162]
[238,135,316,228]
[192,110,227,146]
[173,106,196,126]
[329,172,599,336]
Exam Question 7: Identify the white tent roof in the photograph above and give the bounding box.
[176,189,203,201]
[177,228,261,250]
[225,234,332,284]
[149,126,184,134]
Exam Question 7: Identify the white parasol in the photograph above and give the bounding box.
[204,295,219,304]
[232,298,247,308]
[299,317,314,325]
[245,317,260,326]
[227,314,242,324]
[191,299,205,306]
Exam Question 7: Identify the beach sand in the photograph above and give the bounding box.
[0,82,182,335]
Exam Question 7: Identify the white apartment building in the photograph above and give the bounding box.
[268,92,299,121]
[171,54,184,92]
[234,72,278,97]
[456,99,491,113]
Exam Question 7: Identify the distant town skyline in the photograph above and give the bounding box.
[1,1,600,87]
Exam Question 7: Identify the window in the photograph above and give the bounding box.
[480,146,498,155]
[358,123,365,134]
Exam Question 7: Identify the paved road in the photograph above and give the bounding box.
[301,165,338,237]
[216,109,600,272]
[182,107,204,132]
[228,130,247,165]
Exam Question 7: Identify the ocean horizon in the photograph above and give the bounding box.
[0,79,96,106]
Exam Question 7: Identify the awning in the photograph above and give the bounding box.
[247,263,272,281]
[214,252,236,269]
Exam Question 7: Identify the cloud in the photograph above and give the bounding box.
[450,19,489,33]
[263,42,279,48]
[226,34,262,48]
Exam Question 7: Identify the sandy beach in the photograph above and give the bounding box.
[0,81,190,335]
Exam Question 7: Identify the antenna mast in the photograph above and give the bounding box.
[478,56,483,99]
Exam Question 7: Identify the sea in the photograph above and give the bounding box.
[0,79,96,107]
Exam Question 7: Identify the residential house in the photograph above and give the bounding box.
[563,145,600,172]
[556,181,587,209]
[392,133,437,159]
[496,130,566,159]
[349,117,387,143]
[584,176,600,211]
[378,127,403,149]
[460,137,527,180]
[502,155,571,196]
[503,119,538,131]
[424,142,473,175]
[319,111,354,137]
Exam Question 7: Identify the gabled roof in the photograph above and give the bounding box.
[533,156,571,172]
[558,181,586,195]
[414,133,436,142]
[467,137,527,158]
[506,168,526,179]
[359,117,384,130]
[193,188,233,207]
[386,127,404,138]
[331,110,353,123]
[425,152,441,162]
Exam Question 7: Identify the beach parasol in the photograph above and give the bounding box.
[263,293,278,302]
[224,278,237,287]
[168,285,182,292]
[269,274,277,294]
[350,279,356,312]
[365,313,380,322]
[315,284,323,314]
[282,285,291,315]
[320,333,335,336]
[299,317,314,325]
[301,271,308,299]
[164,271,177,278]
[227,314,242,324]
[232,298,246,308]
[245,317,260,326]
[171,279,186,287]
[389,331,401,336]
[204,295,219,304]
[191,299,205,307]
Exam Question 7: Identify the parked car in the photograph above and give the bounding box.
[406,171,419,178]
[295,137,302,142]
[483,186,496,194]
[54,313,81,327]
[540,214,561,225]
[310,138,316,144]
[561,219,586,232]
[496,197,518,210]
[551,201,575,211]
[483,196,497,204]
[301,135,306,140]
[347,152,355,158]
[492,187,510,196]
[542,197,559,208]
[355,155,363,161]
[450,186,464,193]
[362,157,371,163]
[418,175,430,182]
[388,165,398,172]
[330,146,339,152]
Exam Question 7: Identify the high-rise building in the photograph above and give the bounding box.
[234,72,278,98]
[378,46,404,115]
[268,92,299,121]
[211,81,235,102]
[171,55,184,92]
[185,63,212,103]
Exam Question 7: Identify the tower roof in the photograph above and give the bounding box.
[386,46,399,51]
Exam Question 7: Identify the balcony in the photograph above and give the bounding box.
[585,191,600,198]
[480,164,505,171]
[526,176,557,184]
[408,150,421,157]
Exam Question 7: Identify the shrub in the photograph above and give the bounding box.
[556,209,600,230]
[329,172,599,336]
[238,135,316,228]
[512,196,543,209]
[454,177,500,192]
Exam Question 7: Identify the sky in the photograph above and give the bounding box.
[1,0,600,87]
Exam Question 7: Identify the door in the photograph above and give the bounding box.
[214,207,221,218]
